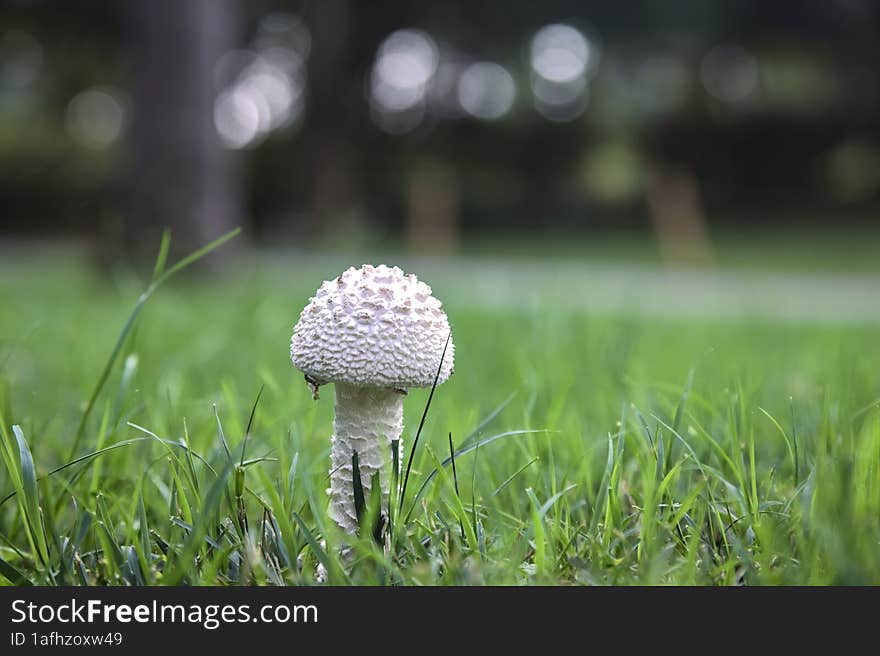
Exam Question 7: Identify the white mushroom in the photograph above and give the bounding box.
[290,264,454,535]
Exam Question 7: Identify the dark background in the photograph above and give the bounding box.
[1,0,878,262]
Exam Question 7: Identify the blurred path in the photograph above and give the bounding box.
[281,253,880,324]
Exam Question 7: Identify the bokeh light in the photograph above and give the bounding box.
[0,30,43,91]
[531,23,593,83]
[239,58,303,130]
[700,44,759,103]
[825,140,880,202]
[529,23,598,122]
[759,51,836,114]
[369,29,439,133]
[457,61,516,121]
[65,87,126,149]
[254,11,311,59]
[213,16,308,150]
[580,141,645,203]
[214,85,267,149]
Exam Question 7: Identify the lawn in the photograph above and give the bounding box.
[1,234,879,585]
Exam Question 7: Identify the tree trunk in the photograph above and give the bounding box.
[304,0,359,239]
[124,0,243,263]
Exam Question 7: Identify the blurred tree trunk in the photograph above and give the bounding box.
[304,0,360,239]
[406,160,460,254]
[646,165,713,266]
[645,114,714,266]
[124,0,243,263]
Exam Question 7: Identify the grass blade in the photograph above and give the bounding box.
[12,425,49,568]
[0,555,32,586]
[758,406,797,484]
[448,432,466,542]
[161,460,233,585]
[672,368,694,434]
[491,457,539,498]
[352,451,365,529]
[137,492,151,567]
[214,404,231,459]
[388,439,400,535]
[151,229,172,281]
[291,511,344,584]
[399,332,450,517]
[458,390,518,448]
[70,228,241,459]
[790,397,800,485]
[404,429,551,523]
[536,484,577,521]
[0,558,33,587]
[240,384,264,467]
[588,434,615,536]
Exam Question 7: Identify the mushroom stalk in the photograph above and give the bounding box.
[329,383,403,535]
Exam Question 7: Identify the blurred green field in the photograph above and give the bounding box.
[1,236,879,585]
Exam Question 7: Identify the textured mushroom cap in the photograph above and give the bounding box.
[291,264,454,389]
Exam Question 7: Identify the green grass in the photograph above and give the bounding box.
[312,226,880,273]
[1,236,879,585]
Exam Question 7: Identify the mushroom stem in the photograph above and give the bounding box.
[329,383,403,534]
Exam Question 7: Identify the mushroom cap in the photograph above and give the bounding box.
[290,264,454,389]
